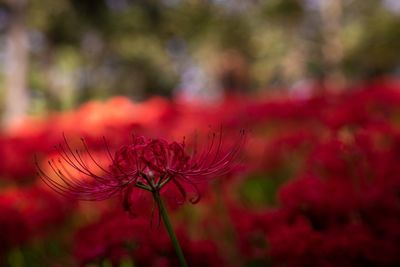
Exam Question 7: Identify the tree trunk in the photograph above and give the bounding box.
[3,0,29,126]
[319,0,345,91]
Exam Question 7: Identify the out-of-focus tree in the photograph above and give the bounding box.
[2,0,29,126]
[342,0,400,80]
[1,0,400,120]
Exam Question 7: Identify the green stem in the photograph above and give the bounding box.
[153,191,188,267]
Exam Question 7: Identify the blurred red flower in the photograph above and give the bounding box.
[73,211,225,267]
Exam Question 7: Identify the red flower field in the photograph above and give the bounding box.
[1,78,400,266]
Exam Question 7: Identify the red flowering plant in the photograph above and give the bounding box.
[0,185,71,257]
[36,129,245,267]
[73,210,225,267]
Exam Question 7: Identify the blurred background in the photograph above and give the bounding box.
[1,0,400,125]
[2,1,400,266]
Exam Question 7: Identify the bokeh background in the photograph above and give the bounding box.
[1,0,400,123]
[1,1,400,266]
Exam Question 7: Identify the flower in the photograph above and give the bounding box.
[0,186,71,254]
[73,210,225,267]
[36,130,245,217]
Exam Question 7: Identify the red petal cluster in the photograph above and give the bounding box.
[73,211,225,267]
[0,186,71,254]
[37,130,245,217]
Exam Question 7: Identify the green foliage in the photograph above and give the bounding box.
[2,0,400,112]
[239,172,289,207]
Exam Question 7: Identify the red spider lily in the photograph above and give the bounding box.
[36,130,246,217]
[0,186,71,254]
